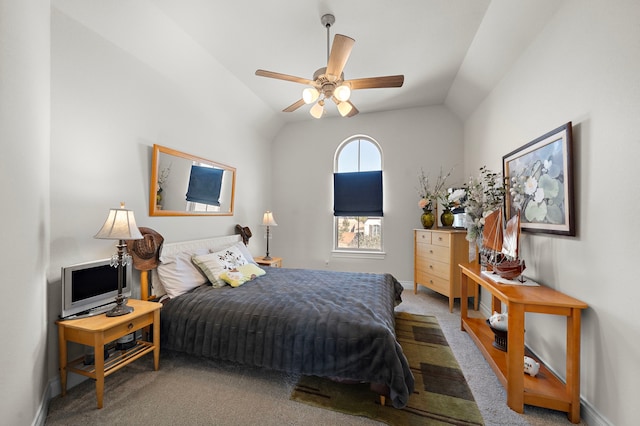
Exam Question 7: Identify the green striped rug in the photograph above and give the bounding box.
[291,312,484,425]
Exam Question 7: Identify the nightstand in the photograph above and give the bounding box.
[254,256,283,268]
[56,299,162,408]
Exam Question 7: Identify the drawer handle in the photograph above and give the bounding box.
[438,237,443,241]
[429,265,433,269]
[429,280,434,284]
[127,323,134,330]
[429,249,433,254]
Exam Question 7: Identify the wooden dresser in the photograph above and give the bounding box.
[414,228,477,312]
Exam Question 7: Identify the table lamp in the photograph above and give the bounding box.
[262,211,277,260]
[94,202,143,316]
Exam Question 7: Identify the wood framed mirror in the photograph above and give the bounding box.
[149,144,235,216]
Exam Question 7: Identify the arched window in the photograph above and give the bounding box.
[333,136,383,252]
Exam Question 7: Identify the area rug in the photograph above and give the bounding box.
[291,312,484,425]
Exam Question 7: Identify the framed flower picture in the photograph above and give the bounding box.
[502,122,575,236]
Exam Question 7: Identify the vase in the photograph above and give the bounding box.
[421,210,435,229]
[441,209,454,227]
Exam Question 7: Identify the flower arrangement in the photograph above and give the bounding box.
[463,166,506,242]
[440,188,467,212]
[417,167,452,212]
[157,164,171,190]
[156,164,172,205]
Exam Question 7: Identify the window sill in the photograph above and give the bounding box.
[331,250,386,260]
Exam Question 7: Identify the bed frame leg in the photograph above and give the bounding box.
[379,395,386,406]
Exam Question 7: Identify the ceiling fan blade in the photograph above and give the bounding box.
[283,99,305,113]
[346,75,404,90]
[326,34,355,79]
[255,69,315,86]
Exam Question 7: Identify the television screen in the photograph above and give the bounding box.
[61,258,132,318]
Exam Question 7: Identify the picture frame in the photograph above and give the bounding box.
[502,122,575,236]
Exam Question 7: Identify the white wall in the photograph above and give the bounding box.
[270,106,464,281]
[462,1,640,424]
[46,2,282,397]
[0,0,50,424]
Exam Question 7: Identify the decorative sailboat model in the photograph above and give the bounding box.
[481,209,526,281]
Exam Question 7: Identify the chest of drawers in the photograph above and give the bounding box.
[414,228,474,312]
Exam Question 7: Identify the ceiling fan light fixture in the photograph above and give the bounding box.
[309,100,324,119]
[302,87,319,104]
[337,101,353,117]
[334,84,351,102]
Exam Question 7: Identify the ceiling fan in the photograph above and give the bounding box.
[255,14,404,119]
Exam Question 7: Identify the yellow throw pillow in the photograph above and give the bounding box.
[220,263,266,287]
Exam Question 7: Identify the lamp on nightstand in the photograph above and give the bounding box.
[262,210,277,260]
[94,202,143,316]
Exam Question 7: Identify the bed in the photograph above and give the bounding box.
[140,234,414,408]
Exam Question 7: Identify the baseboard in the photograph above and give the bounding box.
[398,280,413,289]
[32,380,51,426]
[33,373,89,425]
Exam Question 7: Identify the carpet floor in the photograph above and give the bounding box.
[45,286,584,425]
[291,312,484,425]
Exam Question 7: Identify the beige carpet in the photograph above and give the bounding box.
[291,312,484,425]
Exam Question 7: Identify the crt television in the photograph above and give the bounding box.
[61,258,132,319]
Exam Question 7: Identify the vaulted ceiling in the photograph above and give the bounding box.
[151,0,563,122]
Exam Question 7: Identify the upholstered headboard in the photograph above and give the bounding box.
[141,234,244,301]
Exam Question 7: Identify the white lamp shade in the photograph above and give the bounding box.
[302,87,319,104]
[334,84,351,102]
[94,203,143,240]
[262,211,278,226]
[309,101,324,119]
[337,101,353,117]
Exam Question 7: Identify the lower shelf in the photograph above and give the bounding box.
[462,317,571,412]
[67,340,154,379]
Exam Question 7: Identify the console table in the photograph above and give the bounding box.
[459,262,587,423]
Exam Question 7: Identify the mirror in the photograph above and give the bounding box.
[149,144,235,216]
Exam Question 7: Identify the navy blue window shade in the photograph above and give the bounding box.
[185,165,224,206]
[333,170,383,217]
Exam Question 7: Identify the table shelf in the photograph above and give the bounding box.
[67,340,155,378]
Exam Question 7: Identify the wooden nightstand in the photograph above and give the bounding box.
[254,256,283,268]
[56,299,162,408]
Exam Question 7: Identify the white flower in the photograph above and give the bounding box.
[524,176,538,195]
[448,189,466,204]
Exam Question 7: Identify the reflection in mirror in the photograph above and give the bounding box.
[150,144,235,216]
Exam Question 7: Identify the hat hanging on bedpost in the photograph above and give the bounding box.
[235,224,252,245]
[125,227,164,271]
[262,211,277,260]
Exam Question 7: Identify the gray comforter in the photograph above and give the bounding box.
[160,267,415,408]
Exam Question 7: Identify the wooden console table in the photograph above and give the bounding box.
[459,262,587,423]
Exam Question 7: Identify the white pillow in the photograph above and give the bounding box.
[156,248,208,298]
[192,252,227,288]
[231,241,258,265]
[210,244,250,270]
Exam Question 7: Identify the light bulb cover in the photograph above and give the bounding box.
[334,84,351,102]
[337,101,353,117]
[309,101,324,119]
[302,87,319,104]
